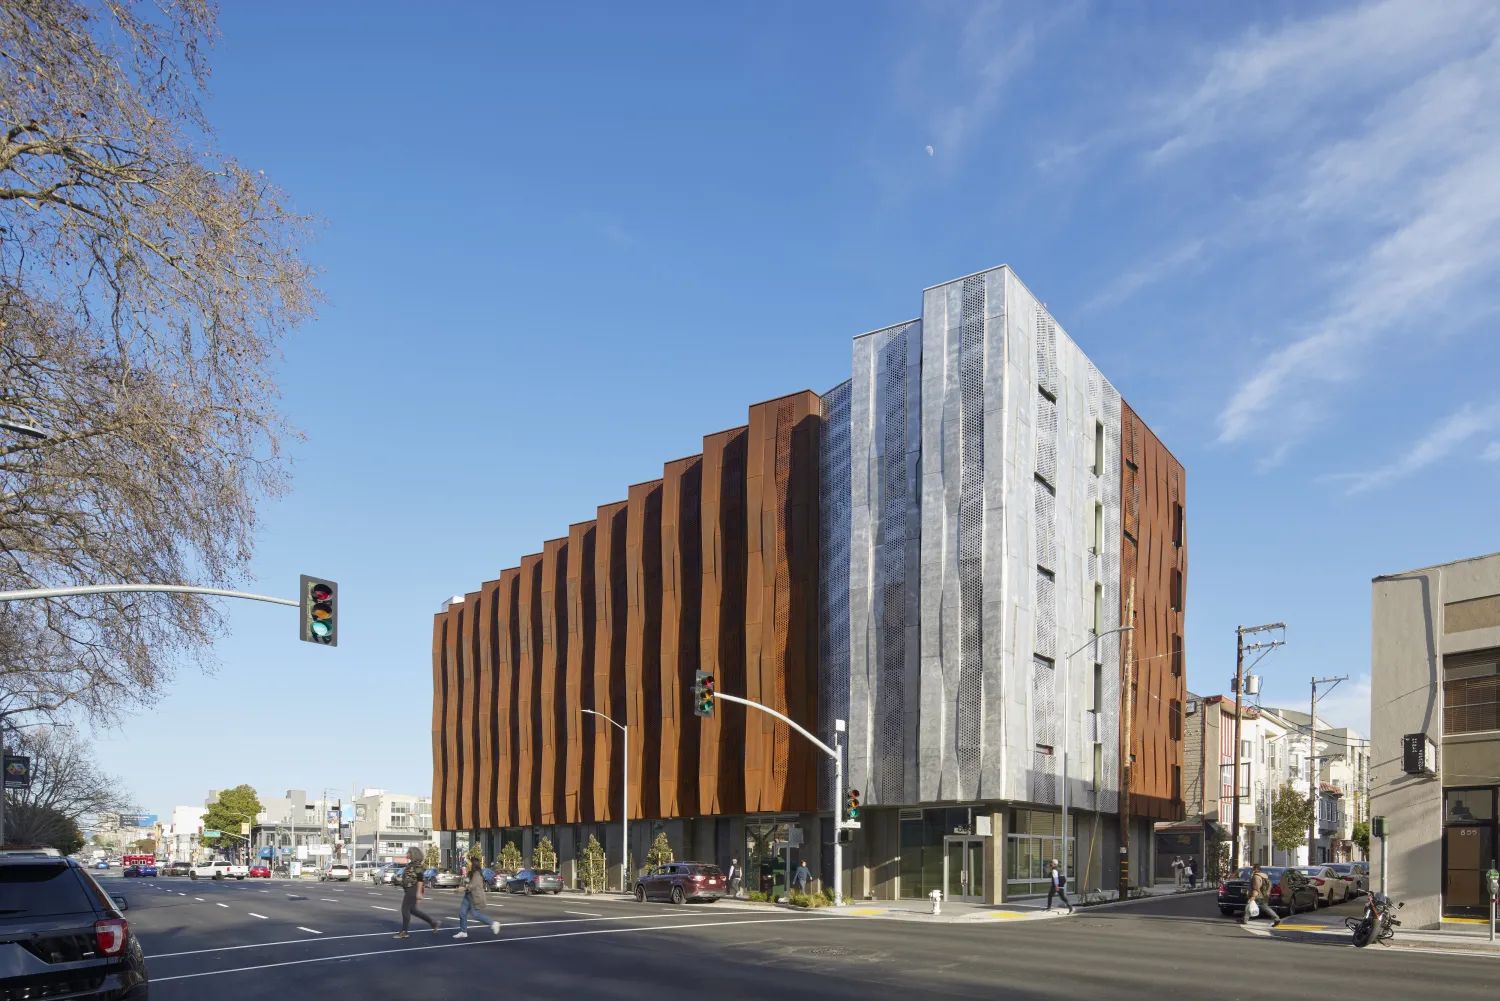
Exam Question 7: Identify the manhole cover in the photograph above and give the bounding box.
[808,947,855,956]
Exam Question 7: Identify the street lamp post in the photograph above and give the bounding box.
[581,709,628,893]
[1061,625,1133,890]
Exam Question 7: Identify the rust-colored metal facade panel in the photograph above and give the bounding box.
[1120,400,1187,823]
[515,554,543,827]
[565,521,596,824]
[539,539,568,825]
[476,580,500,830]
[442,603,462,830]
[744,391,821,815]
[659,455,703,819]
[431,610,449,830]
[624,480,663,821]
[592,502,628,822]
[460,587,484,831]
[495,569,520,828]
[699,427,748,815]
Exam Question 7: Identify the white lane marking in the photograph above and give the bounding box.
[145,912,777,959]
[216,903,230,908]
[565,910,602,917]
[372,905,398,912]
[297,927,323,935]
[248,913,268,919]
[150,916,825,982]
[194,897,205,902]
[320,898,339,902]
[367,892,381,896]
[259,890,269,893]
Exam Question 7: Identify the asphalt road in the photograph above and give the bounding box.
[95,873,1499,1001]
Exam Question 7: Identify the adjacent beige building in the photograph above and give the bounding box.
[1371,552,1500,929]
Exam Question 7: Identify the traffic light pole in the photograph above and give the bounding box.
[0,583,298,606]
[712,693,848,906]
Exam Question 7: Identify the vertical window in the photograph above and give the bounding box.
[1172,765,1182,802]
[1172,502,1183,548]
[1093,583,1103,633]
[1169,700,1182,740]
[1092,743,1103,791]
[1170,568,1183,612]
[1092,662,1103,713]
[1091,502,1104,555]
[1171,633,1183,676]
[1241,740,1252,759]
[1093,421,1105,475]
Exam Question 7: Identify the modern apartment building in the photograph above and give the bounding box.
[1371,551,1500,929]
[429,265,1186,902]
[351,789,434,863]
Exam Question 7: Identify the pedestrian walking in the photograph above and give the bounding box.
[1172,856,1184,890]
[1046,859,1073,914]
[454,859,500,938]
[1186,858,1198,890]
[792,859,810,895]
[1243,863,1282,926]
[726,858,742,899]
[393,847,439,939]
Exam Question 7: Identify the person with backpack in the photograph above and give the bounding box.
[1243,863,1282,926]
[393,846,440,939]
[1046,859,1073,913]
[454,858,500,938]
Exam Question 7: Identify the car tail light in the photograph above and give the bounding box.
[95,919,128,957]
[1217,882,1225,893]
[1312,878,1324,886]
[1271,886,1282,896]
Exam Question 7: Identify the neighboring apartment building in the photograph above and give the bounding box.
[1371,551,1500,929]
[159,805,207,861]
[429,265,1186,902]
[351,789,433,863]
[1259,707,1369,865]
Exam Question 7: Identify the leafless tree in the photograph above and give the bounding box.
[0,1,321,721]
[5,723,129,821]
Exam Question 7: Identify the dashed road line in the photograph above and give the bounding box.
[216,903,229,908]
[194,897,205,902]
[248,913,268,920]
[372,905,398,912]
[565,911,602,917]
[297,927,323,935]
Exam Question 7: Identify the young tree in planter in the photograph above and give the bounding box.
[580,835,606,894]
[466,841,485,869]
[499,841,523,873]
[645,832,673,871]
[532,836,557,872]
[423,844,440,870]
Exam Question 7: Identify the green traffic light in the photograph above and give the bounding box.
[311,620,332,637]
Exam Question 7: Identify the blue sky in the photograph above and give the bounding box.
[93,1,1500,817]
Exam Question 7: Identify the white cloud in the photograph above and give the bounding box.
[1085,238,1205,311]
[1309,674,1372,735]
[1326,402,1500,493]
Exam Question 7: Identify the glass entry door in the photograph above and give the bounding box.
[943,837,985,902]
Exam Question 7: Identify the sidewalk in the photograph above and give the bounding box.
[1244,912,1500,956]
[730,883,1215,924]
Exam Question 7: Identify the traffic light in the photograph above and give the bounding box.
[300,574,338,646]
[693,671,715,717]
[845,788,860,821]
[837,828,854,845]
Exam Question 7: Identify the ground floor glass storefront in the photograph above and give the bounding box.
[1443,786,1497,919]
[1005,809,1075,897]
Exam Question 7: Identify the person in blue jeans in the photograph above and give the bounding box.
[454,859,500,938]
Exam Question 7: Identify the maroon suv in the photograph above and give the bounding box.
[635,862,726,904]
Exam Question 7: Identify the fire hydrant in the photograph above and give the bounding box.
[929,889,943,915]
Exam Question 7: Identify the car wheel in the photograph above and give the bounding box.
[553,890,561,895]
[671,885,685,905]
[1219,906,1235,915]
[191,873,197,880]
[635,884,646,902]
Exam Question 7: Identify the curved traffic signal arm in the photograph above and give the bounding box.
[300,574,338,646]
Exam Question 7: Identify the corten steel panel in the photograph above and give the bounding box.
[495,569,521,828]
[592,502,629,822]
[516,554,544,827]
[539,538,568,826]
[461,587,484,831]
[699,428,748,816]
[442,604,463,831]
[477,578,501,829]
[744,391,821,814]
[431,613,449,830]
[624,480,663,821]
[659,454,703,819]
[565,521,597,823]
[1120,400,1187,823]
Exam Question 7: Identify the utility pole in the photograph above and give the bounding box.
[1309,675,1347,865]
[1231,623,1285,871]
[1117,581,1135,899]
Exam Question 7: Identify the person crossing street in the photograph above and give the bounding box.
[1046,859,1073,914]
[454,858,500,938]
[394,846,440,939]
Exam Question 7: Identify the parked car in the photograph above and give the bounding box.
[504,869,564,894]
[248,865,271,878]
[0,853,149,998]
[320,864,352,882]
[168,860,192,877]
[1326,862,1369,896]
[423,867,460,889]
[378,864,405,885]
[1218,867,1318,916]
[634,862,726,904]
[122,863,157,878]
[1296,866,1351,906]
[481,867,512,890]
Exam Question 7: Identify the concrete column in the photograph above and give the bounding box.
[986,810,1006,905]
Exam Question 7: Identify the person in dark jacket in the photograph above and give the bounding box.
[394,847,439,938]
[792,859,811,895]
[454,859,499,938]
[1046,859,1074,914]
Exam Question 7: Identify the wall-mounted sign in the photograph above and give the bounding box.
[1402,733,1437,776]
[118,814,158,827]
[3,755,31,789]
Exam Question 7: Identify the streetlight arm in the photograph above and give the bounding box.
[0,583,297,606]
[1065,624,1133,663]
[714,693,836,760]
[581,709,626,732]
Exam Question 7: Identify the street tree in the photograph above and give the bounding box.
[200,784,261,854]
[0,0,320,724]
[1272,783,1316,855]
[580,834,606,894]
[423,844,439,870]
[499,840,522,873]
[645,832,673,871]
[3,725,129,825]
[1352,820,1370,859]
[5,801,83,853]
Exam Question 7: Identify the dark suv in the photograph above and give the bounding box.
[635,862,726,904]
[0,853,148,998]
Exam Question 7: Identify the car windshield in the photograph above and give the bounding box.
[1327,864,1354,873]
[690,864,724,876]
[1238,868,1288,879]
[515,870,534,879]
[0,862,96,917]
[1295,867,1326,875]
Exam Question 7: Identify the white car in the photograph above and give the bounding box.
[320,864,352,882]
[1325,862,1369,896]
[1295,865,1352,906]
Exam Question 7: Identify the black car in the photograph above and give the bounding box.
[0,854,149,999]
[166,861,191,878]
[504,869,564,894]
[1218,866,1318,916]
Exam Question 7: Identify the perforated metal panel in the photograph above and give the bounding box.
[956,277,986,783]
[1036,392,1058,486]
[818,380,852,813]
[1034,566,1056,661]
[1036,310,1058,399]
[875,333,909,804]
[1033,479,1055,572]
[1031,655,1057,803]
